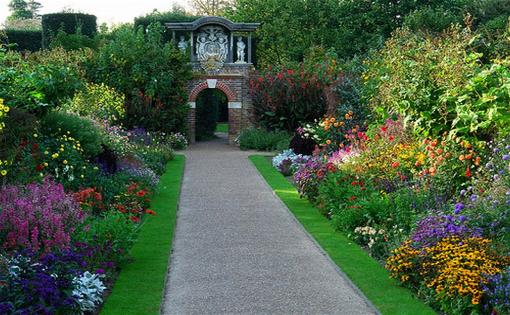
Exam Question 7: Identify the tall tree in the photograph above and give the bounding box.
[191,0,235,16]
[7,0,42,20]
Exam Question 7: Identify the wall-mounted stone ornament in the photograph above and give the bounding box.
[196,26,229,72]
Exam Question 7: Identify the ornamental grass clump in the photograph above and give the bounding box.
[0,178,86,253]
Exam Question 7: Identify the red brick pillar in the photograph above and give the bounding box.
[228,102,242,144]
[188,104,196,143]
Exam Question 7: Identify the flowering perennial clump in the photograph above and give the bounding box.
[0,178,86,252]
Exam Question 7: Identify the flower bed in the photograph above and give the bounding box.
[0,30,189,312]
[272,115,510,314]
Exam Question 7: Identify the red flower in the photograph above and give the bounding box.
[136,190,146,197]
[277,72,284,80]
[465,167,472,178]
[380,126,388,132]
[115,205,127,213]
[389,135,395,141]
[35,164,44,171]
[145,209,156,215]
[287,69,294,75]
[391,162,400,168]
[351,181,358,186]
[130,216,140,223]
[349,196,357,201]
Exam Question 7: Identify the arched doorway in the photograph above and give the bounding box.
[195,88,228,141]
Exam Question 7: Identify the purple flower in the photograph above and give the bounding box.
[0,178,86,253]
[411,213,480,248]
[503,154,510,161]
[454,202,464,214]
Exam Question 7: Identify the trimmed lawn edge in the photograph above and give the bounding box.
[101,155,185,315]
[249,155,436,315]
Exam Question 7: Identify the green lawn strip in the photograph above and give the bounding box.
[101,155,185,315]
[249,155,435,315]
[216,122,228,133]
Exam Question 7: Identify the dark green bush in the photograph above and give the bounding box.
[5,29,42,51]
[195,89,223,141]
[87,23,191,133]
[41,111,103,158]
[42,13,97,48]
[238,128,290,151]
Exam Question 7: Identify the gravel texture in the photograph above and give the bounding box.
[161,137,378,315]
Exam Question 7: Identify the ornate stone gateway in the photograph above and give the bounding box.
[167,17,260,144]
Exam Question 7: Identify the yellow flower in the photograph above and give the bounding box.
[1,170,7,176]
[52,153,59,159]
[63,160,68,165]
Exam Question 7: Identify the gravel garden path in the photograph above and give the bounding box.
[161,136,378,315]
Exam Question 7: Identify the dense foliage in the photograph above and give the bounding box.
[87,24,192,133]
[364,26,510,141]
[228,0,510,66]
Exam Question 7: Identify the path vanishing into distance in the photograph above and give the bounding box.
[161,135,378,315]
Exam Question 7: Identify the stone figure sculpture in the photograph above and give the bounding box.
[236,37,246,63]
[178,35,187,52]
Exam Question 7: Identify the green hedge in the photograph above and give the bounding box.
[5,29,42,51]
[42,13,97,47]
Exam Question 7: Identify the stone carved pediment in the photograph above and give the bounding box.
[196,26,229,72]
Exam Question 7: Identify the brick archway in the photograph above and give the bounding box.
[187,73,251,144]
[189,80,237,102]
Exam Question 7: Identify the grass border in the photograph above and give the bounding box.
[101,155,185,315]
[250,155,435,315]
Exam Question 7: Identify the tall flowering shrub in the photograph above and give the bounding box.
[250,66,329,131]
[0,178,86,253]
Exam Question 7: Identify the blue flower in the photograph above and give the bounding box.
[454,202,464,214]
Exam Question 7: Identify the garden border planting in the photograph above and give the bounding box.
[250,155,435,315]
[100,155,185,315]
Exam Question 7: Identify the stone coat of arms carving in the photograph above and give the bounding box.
[196,26,229,72]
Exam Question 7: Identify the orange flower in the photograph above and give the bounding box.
[145,209,157,215]
[391,161,400,168]
[326,140,332,145]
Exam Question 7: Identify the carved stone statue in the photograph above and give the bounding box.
[177,35,188,53]
[195,26,229,71]
[236,37,246,63]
